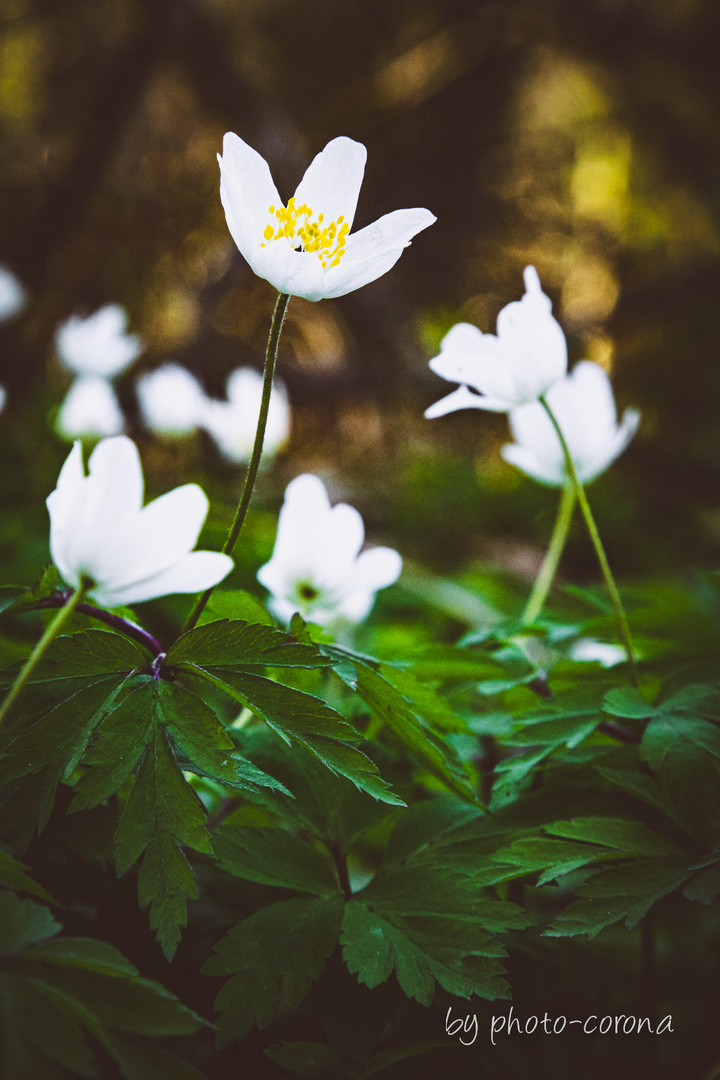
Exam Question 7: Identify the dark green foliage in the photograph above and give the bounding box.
[0,889,208,1079]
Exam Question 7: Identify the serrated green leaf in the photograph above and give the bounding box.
[543,817,684,857]
[198,589,274,627]
[683,862,720,904]
[0,844,56,903]
[0,678,129,850]
[490,837,607,885]
[194,668,403,805]
[114,724,213,959]
[0,900,209,1080]
[352,664,475,799]
[641,713,720,832]
[546,859,690,938]
[166,619,331,670]
[203,895,344,1048]
[340,900,510,1007]
[213,825,340,895]
[603,688,654,719]
[0,890,61,956]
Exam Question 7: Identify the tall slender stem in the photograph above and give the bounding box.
[539,395,638,686]
[184,291,291,631]
[0,583,86,728]
[522,483,576,625]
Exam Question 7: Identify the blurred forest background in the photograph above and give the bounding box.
[1,0,720,613]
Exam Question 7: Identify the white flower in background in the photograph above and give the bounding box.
[257,474,402,626]
[137,363,207,436]
[571,639,626,667]
[55,304,142,378]
[425,266,567,418]
[0,386,6,413]
[56,376,125,440]
[501,361,640,486]
[47,436,233,608]
[218,132,436,301]
[0,265,27,322]
[201,367,290,464]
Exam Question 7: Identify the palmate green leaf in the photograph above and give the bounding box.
[0,678,130,852]
[188,666,403,806]
[203,895,345,1048]
[166,618,332,670]
[545,858,691,938]
[340,901,510,1007]
[232,727,395,851]
[340,856,527,1007]
[641,712,720,833]
[491,818,688,888]
[213,825,340,895]
[0,842,56,904]
[114,722,212,960]
[0,566,65,622]
[198,589,274,627]
[349,663,475,799]
[0,890,208,1080]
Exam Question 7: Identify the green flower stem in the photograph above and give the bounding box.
[522,482,576,625]
[0,582,86,728]
[184,291,291,632]
[539,394,638,686]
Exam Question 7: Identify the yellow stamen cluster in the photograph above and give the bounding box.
[260,197,350,268]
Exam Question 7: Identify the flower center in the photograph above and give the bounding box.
[261,197,350,269]
[298,583,319,602]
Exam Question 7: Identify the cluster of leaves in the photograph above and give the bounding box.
[2,571,720,1077]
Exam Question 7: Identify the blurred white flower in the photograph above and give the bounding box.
[257,474,402,626]
[0,265,27,322]
[570,639,626,667]
[47,436,233,608]
[219,132,435,301]
[501,361,640,486]
[201,367,290,464]
[55,304,142,378]
[56,376,125,440]
[0,386,6,413]
[137,363,207,436]
[425,266,567,417]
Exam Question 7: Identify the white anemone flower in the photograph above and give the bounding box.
[137,363,207,436]
[55,304,142,379]
[218,133,436,301]
[201,368,290,464]
[425,266,567,417]
[0,265,27,322]
[47,436,233,608]
[56,376,125,440]
[257,474,402,627]
[571,639,626,667]
[501,361,640,486]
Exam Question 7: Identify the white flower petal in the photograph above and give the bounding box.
[500,442,560,486]
[0,265,27,322]
[252,240,326,301]
[293,136,367,230]
[137,364,206,435]
[425,384,512,418]
[103,484,209,591]
[218,132,283,269]
[56,377,125,440]
[91,551,233,608]
[55,305,142,378]
[503,361,639,486]
[47,435,231,606]
[346,547,402,593]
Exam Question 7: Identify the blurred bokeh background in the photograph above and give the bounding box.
[2,0,720,612]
